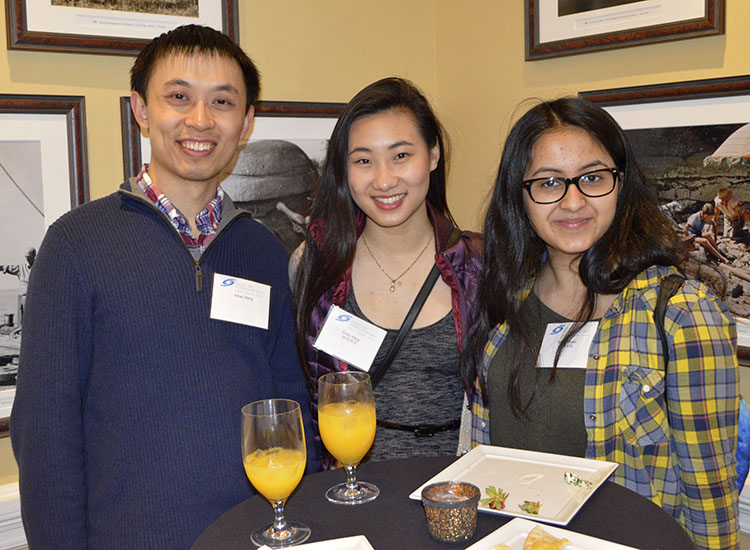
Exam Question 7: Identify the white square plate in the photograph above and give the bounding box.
[409,445,618,525]
[293,535,374,549]
[465,517,637,549]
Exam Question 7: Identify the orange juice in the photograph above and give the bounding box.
[318,401,376,465]
[243,447,306,502]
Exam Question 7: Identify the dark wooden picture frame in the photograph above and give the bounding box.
[0,94,89,435]
[581,76,750,359]
[526,0,725,60]
[6,0,238,55]
[580,75,750,106]
[1,94,89,207]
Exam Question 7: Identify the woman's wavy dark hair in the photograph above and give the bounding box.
[467,97,684,416]
[294,77,454,380]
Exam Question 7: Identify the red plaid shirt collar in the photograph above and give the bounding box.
[135,164,224,255]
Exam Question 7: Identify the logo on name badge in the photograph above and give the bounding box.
[221,278,236,287]
[336,314,352,322]
[551,324,565,334]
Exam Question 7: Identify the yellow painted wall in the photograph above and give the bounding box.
[1,0,749,491]
[0,437,16,484]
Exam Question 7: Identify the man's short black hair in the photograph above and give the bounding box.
[130,24,260,112]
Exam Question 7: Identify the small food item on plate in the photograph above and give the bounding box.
[480,485,510,510]
[523,525,570,550]
[518,500,541,515]
[564,471,593,490]
[491,544,512,550]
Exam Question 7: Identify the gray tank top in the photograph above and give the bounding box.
[345,286,463,461]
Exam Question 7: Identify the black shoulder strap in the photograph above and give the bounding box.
[654,273,686,370]
[369,264,440,388]
[369,228,462,387]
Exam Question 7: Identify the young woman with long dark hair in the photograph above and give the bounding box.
[466,97,738,549]
[293,77,481,462]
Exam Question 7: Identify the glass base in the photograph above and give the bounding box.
[251,521,311,548]
[325,481,379,505]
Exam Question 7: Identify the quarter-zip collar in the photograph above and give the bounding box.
[118,178,253,291]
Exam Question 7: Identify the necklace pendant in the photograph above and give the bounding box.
[389,282,396,292]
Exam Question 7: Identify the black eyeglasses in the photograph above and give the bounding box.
[523,168,620,204]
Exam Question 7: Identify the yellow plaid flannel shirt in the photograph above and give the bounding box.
[470,265,739,550]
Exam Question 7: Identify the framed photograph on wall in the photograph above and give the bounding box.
[6,0,238,55]
[120,98,345,253]
[0,94,89,433]
[526,0,725,60]
[581,75,750,357]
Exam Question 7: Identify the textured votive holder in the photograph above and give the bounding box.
[421,481,480,543]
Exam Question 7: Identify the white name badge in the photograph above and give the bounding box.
[210,273,270,329]
[537,321,599,369]
[312,305,387,372]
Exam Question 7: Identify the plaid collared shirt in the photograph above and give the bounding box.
[470,265,739,550]
[136,164,223,258]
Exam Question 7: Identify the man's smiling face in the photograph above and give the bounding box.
[131,50,254,190]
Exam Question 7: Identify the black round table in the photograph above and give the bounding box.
[191,456,696,549]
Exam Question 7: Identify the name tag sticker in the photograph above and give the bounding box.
[537,321,598,369]
[312,305,387,372]
[210,273,270,329]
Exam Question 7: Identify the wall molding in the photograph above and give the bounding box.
[0,483,25,550]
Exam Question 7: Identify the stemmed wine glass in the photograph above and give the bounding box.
[318,371,379,505]
[242,399,310,547]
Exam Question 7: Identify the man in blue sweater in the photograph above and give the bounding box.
[11,25,318,549]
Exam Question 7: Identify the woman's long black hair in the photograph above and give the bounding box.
[294,77,455,382]
[467,97,684,416]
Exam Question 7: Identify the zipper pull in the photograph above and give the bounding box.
[195,264,202,292]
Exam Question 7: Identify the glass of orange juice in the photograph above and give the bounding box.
[242,399,310,547]
[318,371,379,505]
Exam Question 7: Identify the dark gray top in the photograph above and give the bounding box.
[345,286,462,461]
[488,289,588,457]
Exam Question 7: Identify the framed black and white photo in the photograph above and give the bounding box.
[120,98,345,253]
[526,0,724,60]
[0,94,88,432]
[6,0,238,55]
[581,76,750,357]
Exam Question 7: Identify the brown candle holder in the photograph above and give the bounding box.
[421,481,480,543]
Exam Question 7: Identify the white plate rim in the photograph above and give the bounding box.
[409,445,618,525]
[464,517,638,550]
[293,534,374,550]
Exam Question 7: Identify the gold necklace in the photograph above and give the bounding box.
[361,234,433,292]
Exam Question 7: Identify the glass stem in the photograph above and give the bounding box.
[344,464,358,492]
[271,499,289,538]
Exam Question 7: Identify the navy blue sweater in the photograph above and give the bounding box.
[11,185,316,549]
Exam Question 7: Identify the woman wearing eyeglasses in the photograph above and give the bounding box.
[464,98,739,549]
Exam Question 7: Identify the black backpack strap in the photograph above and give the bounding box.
[654,273,686,369]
